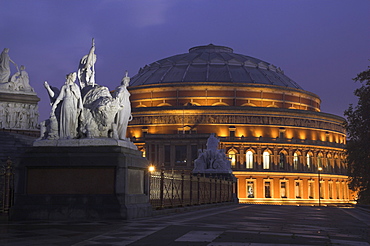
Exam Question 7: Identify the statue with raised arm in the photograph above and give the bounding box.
[78,39,97,89]
[0,48,17,83]
[51,72,83,139]
[113,71,133,140]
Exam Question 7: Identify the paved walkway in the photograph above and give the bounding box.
[1,204,369,245]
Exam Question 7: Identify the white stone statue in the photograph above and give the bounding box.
[36,41,136,150]
[51,72,83,139]
[0,48,17,82]
[10,65,33,92]
[44,81,60,105]
[78,39,97,89]
[113,71,133,140]
[193,134,232,174]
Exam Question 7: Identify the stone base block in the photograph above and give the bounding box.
[10,145,152,221]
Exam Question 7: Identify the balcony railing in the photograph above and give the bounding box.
[219,136,345,148]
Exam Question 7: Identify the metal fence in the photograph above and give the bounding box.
[0,158,14,214]
[149,170,234,209]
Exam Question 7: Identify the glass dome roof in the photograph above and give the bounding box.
[130,44,302,89]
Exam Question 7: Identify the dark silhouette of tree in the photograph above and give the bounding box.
[345,65,370,204]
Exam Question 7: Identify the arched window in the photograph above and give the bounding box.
[293,152,299,170]
[246,150,254,169]
[263,151,270,169]
[279,152,286,170]
[228,150,236,168]
[306,153,312,170]
[326,154,332,172]
[317,153,323,169]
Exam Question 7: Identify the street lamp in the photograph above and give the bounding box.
[148,165,155,172]
[318,166,323,206]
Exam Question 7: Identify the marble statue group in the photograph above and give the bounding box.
[0,48,33,92]
[193,133,232,174]
[0,48,39,130]
[38,39,132,141]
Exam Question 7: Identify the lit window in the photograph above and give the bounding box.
[317,154,322,168]
[263,151,270,169]
[293,152,299,170]
[247,181,254,198]
[280,181,287,198]
[228,150,236,168]
[306,153,312,170]
[246,150,253,169]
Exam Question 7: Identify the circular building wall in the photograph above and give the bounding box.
[127,44,352,205]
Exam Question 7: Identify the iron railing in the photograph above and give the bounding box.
[149,170,234,209]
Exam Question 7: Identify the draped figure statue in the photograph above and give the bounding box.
[0,48,17,82]
[51,72,83,139]
[114,71,132,140]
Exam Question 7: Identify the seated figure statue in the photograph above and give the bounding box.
[193,134,232,174]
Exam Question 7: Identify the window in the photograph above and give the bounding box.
[279,153,286,170]
[293,152,299,170]
[329,182,333,199]
[319,181,324,199]
[308,181,314,199]
[306,153,312,170]
[175,145,187,165]
[247,181,254,198]
[295,181,302,198]
[336,182,340,199]
[228,150,236,168]
[263,151,270,169]
[317,153,323,168]
[264,181,271,198]
[280,181,287,198]
[246,150,254,169]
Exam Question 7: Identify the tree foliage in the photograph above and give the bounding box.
[344,65,370,204]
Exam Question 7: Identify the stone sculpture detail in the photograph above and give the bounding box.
[0,48,34,92]
[0,48,39,130]
[0,102,39,129]
[113,71,133,140]
[193,134,232,174]
[78,39,97,89]
[38,40,133,145]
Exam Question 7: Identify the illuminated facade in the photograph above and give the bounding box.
[127,44,354,205]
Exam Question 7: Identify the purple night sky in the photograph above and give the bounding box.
[1,0,369,122]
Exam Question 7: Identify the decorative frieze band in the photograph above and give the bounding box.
[130,114,344,133]
[0,102,39,130]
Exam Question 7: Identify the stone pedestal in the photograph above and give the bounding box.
[10,141,152,220]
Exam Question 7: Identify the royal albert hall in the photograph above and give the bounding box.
[127,44,355,205]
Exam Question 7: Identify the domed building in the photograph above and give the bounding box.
[127,44,353,205]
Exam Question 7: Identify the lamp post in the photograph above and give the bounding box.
[318,166,323,207]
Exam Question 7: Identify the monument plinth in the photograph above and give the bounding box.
[11,143,151,220]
